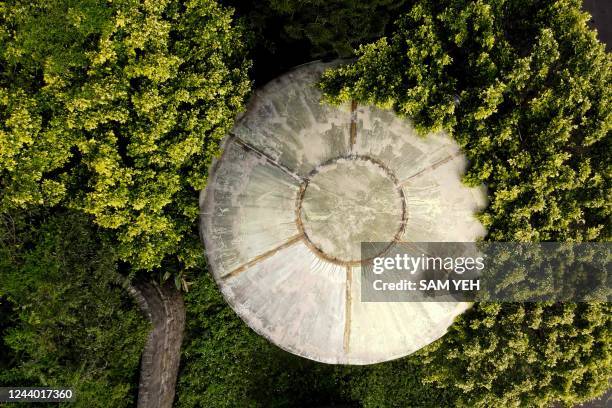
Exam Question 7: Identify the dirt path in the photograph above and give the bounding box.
[127,280,185,408]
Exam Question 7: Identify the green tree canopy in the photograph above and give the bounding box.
[319,0,611,406]
[423,301,610,407]
[0,0,251,284]
[0,210,148,407]
[320,0,611,242]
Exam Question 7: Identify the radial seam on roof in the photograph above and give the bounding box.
[349,100,358,149]
[343,265,353,354]
[399,151,463,185]
[229,133,305,183]
[221,234,304,281]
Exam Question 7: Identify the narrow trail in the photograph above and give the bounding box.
[127,280,185,408]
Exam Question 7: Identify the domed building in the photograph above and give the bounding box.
[199,62,487,364]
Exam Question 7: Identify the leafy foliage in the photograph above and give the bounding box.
[1,1,610,407]
[175,273,609,408]
[225,0,409,83]
[423,302,611,407]
[0,0,254,405]
[0,210,149,407]
[175,273,462,408]
[175,272,346,408]
[320,0,612,405]
[0,0,251,282]
[321,0,611,242]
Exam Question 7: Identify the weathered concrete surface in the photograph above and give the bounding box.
[347,268,471,363]
[300,157,405,263]
[200,62,487,365]
[201,140,300,277]
[231,61,352,176]
[220,240,347,363]
[127,280,185,408]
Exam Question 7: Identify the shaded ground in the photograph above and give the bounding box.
[584,0,611,51]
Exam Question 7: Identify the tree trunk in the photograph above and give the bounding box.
[127,280,185,408]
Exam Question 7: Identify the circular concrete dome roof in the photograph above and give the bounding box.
[199,62,487,365]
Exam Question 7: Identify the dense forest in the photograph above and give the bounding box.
[0,0,610,407]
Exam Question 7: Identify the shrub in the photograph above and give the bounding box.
[0,0,251,283]
[0,210,149,408]
[320,0,611,405]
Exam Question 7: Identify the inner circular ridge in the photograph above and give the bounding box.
[298,155,405,264]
